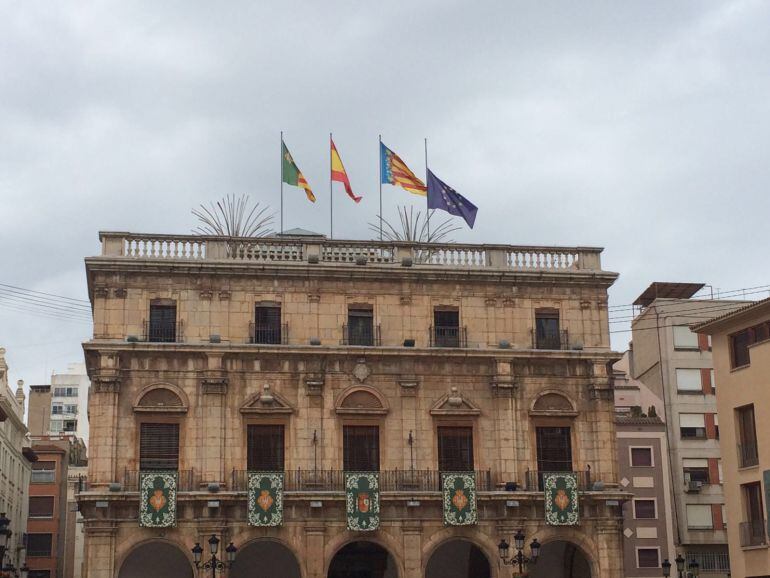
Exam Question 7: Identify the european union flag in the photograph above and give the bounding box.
[427,169,478,229]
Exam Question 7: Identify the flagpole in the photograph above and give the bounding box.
[378,134,383,241]
[425,137,430,242]
[280,131,284,234]
[330,132,333,239]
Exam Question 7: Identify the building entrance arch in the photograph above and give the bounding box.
[529,540,591,578]
[328,540,398,578]
[230,539,301,578]
[117,540,193,578]
[424,538,491,578]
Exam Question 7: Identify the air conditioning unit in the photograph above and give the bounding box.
[686,480,703,493]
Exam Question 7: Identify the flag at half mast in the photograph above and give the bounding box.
[331,138,361,203]
[380,142,426,196]
[282,140,315,202]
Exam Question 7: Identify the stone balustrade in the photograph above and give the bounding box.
[98,232,605,272]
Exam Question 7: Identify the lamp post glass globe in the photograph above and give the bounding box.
[662,558,672,577]
[514,529,526,551]
[208,535,220,556]
[225,542,237,563]
[529,538,541,562]
[191,542,203,564]
[688,560,699,577]
[675,554,685,572]
[498,539,510,560]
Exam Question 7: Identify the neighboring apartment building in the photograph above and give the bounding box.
[613,352,676,577]
[0,347,35,571]
[78,231,626,578]
[31,364,89,446]
[630,282,746,576]
[694,297,770,578]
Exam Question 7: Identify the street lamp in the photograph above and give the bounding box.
[0,512,11,564]
[688,559,699,577]
[675,554,685,578]
[662,558,671,577]
[499,530,540,575]
[191,535,237,577]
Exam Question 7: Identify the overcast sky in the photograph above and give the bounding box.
[2,0,770,387]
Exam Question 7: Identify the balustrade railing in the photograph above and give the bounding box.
[100,232,605,273]
[230,469,493,492]
[123,469,197,491]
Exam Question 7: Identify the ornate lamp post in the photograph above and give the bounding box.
[192,535,237,577]
[687,559,700,577]
[662,558,672,577]
[0,513,11,566]
[498,530,540,576]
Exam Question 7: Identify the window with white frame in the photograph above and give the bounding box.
[630,447,653,467]
[683,458,709,483]
[673,325,699,349]
[679,413,706,439]
[686,504,713,529]
[676,368,702,392]
[633,498,657,519]
[637,548,660,568]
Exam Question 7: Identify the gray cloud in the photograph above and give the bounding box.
[2,0,770,383]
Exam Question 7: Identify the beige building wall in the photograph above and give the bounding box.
[28,384,52,437]
[695,299,770,578]
[78,232,627,578]
[0,348,33,569]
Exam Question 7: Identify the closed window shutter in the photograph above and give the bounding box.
[343,426,379,471]
[140,423,179,470]
[247,425,284,471]
[437,427,474,471]
[29,496,54,518]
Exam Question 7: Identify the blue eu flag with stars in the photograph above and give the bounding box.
[427,169,478,229]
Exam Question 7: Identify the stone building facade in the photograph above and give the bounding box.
[78,232,626,578]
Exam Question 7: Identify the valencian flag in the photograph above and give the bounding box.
[331,139,361,203]
[380,142,427,196]
[282,139,315,202]
[427,169,478,229]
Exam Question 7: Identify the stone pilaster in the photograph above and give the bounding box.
[402,523,422,578]
[83,523,117,578]
[304,526,326,578]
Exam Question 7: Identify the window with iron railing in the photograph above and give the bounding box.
[535,426,573,490]
[148,302,178,342]
[345,306,376,346]
[431,308,464,347]
[742,482,764,545]
[535,309,564,349]
[140,423,179,470]
[247,425,284,471]
[343,425,379,471]
[252,304,283,344]
[437,427,474,472]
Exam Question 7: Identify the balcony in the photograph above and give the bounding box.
[342,323,381,347]
[230,469,494,492]
[142,320,184,343]
[532,329,570,350]
[249,322,288,345]
[738,442,759,468]
[524,469,594,492]
[739,519,767,547]
[430,326,467,348]
[98,233,607,273]
[123,469,198,491]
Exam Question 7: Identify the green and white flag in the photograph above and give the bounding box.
[345,472,380,531]
[139,471,177,528]
[248,472,284,527]
[442,472,478,526]
[544,472,579,526]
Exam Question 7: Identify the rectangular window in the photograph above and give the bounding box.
[26,533,53,557]
[437,427,474,471]
[683,458,709,484]
[53,387,77,397]
[29,496,55,518]
[31,461,56,484]
[673,325,699,349]
[630,447,653,467]
[686,504,714,529]
[736,404,758,467]
[731,329,751,368]
[63,419,77,432]
[675,368,703,393]
[741,482,766,546]
[64,404,78,414]
[433,309,460,347]
[247,425,284,471]
[51,404,63,414]
[634,499,657,519]
[343,425,379,471]
[253,304,282,344]
[49,420,63,433]
[347,306,375,346]
[535,309,561,350]
[679,413,706,439]
[140,423,179,470]
[637,548,660,568]
[536,427,572,490]
[148,302,177,342]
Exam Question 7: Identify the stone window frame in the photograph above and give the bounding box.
[635,546,661,569]
[337,416,387,472]
[431,418,480,473]
[132,383,189,415]
[632,497,658,520]
[241,417,289,472]
[135,414,186,472]
[335,385,389,416]
[529,390,578,418]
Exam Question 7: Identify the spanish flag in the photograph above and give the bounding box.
[331,138,361,203]
[380,142,427,196]
[282,140,315,202]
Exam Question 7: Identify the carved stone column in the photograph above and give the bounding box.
[82,522,117,578]
[595,519,623,578]
[402,523,423,578]
[304,525,326,578]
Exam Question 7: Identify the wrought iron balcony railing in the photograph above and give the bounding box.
[342,324,381,346]
[249,322,288,345]
[524,469,593,492]
[430,326,468,348]
[738,442,759,468]
[142,320,184,343]
[123,469,198,491]
[230,469,493,492]
[532,329,570,350]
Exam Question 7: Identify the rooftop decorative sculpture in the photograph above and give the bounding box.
[192,194,274,238]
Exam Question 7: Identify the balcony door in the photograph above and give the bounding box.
[343,425,380,471]
[149,302,177,342]
[536,426,572,472]
[140,423,179,470]
[247,425,285,471]
[437,426,474,472]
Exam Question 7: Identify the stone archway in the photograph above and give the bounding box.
[529,540,591,578]
[117,540,192,578]
[328,541,398,578]
[424,539,491,578]
[230,539,301,578]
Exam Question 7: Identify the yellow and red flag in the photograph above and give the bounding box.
[331,139,361,203]
[380,142,427,196]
